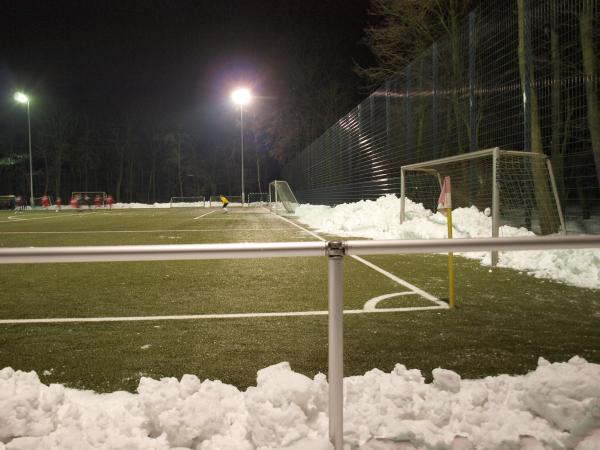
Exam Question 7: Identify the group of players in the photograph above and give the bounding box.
[37,194,114,211]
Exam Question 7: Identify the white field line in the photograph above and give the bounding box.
[193,210,217,220]
[0,306,448,325]
[0,228,299,235]
[274,213,445,308]
[1,213,83,223]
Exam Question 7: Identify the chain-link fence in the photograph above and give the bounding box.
[282,0,600,233]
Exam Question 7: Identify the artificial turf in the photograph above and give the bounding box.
[0,207,598,393]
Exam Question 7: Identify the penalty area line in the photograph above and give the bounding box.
[272,213,445,308]
[193,210,217,220]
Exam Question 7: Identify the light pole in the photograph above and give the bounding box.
[14,92,34,208]
[231,88,252,206]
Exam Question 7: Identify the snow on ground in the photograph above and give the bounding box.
[1,357,600,449]
[294,195,600,289]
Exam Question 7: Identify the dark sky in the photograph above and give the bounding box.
[1,0,371,125]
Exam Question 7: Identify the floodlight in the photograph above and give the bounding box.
[231,88,251,105]
[14,92,29,104]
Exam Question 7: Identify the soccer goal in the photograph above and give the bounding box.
[247,192,269,206]
[0,195,16,210]
[169,196,206,208]
[208,195,243,207]
[400,148,566,238]
[33,196,54,207]
[269,180,299,215]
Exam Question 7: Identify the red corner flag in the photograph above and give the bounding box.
[437,176,452,211]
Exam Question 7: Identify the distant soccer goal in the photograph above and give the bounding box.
[208,195,243,207]
[0,195,16,210]
[33,196,54,207]
[247,192,269,206]
[400,148,566,237]
[269,180,299,215]
[169,196,206,208]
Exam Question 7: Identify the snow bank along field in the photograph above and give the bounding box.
[0,196,599,449]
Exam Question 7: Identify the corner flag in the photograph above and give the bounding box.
[437,176,452,211]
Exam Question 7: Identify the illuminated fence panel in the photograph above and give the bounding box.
[282,0,600,232]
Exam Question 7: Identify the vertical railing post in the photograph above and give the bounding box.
[400,168,406,224]
[492,147,500,266]
[327,241,345,450]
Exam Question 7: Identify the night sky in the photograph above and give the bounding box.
[1,0,371,127]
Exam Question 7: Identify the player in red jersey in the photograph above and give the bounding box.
[41,195,50,210]
[55,197,62,212]
[94,195,101,209]
[106,194,114,210]
[70,196,79,211]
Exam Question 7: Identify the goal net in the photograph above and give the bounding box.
[33,196,54,207]
[0,195,16,210]
[169,196,206,208]
[208,195,243,207]
[247,192,269,206]
[269,180,299,214]
[400,148,565,237]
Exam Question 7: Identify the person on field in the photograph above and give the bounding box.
[94,195,101,209]
[41,195,50,210]
[106,194,114,210]
[15,196,24,212]
[220,195,229,213]
[55,197,62,212]
[71,196,80,211]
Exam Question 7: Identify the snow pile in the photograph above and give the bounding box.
[112,202,172,209]
[294,195,600,289]
[1,358,599,449]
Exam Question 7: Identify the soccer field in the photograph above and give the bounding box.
[0,207,599,393]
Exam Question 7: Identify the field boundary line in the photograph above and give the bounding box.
[0,305,448,324]
[273,213,444,307]
[0,228,299,234]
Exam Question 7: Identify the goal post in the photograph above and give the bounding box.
[169,196,206,207]
[269,180,299,214]
[400,148,566,263]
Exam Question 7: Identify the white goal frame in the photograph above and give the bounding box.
[400,148,566,265]
[169,196,206,208]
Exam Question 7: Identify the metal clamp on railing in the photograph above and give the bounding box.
[327,241,345,258]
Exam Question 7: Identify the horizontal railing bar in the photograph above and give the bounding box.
[0,236,598,264]
[345,235,600,255]
[0,241,329,264]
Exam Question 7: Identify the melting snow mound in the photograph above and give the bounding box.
[1,358,600,449]
[294,195,600,289]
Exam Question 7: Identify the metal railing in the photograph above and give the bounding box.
[2,234,600,449]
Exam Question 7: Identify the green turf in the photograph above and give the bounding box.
[0,207,598,393]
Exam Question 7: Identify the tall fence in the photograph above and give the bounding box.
[282,0,600,232]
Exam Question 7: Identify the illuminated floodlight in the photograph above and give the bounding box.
[14,92,29,104]
[231,88,251,105]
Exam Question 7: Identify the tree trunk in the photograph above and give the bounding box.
[518,0,560,234]
[580,1,600,187]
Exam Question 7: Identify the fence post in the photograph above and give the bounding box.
[432,44,439,159]
[327,241,345,450]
